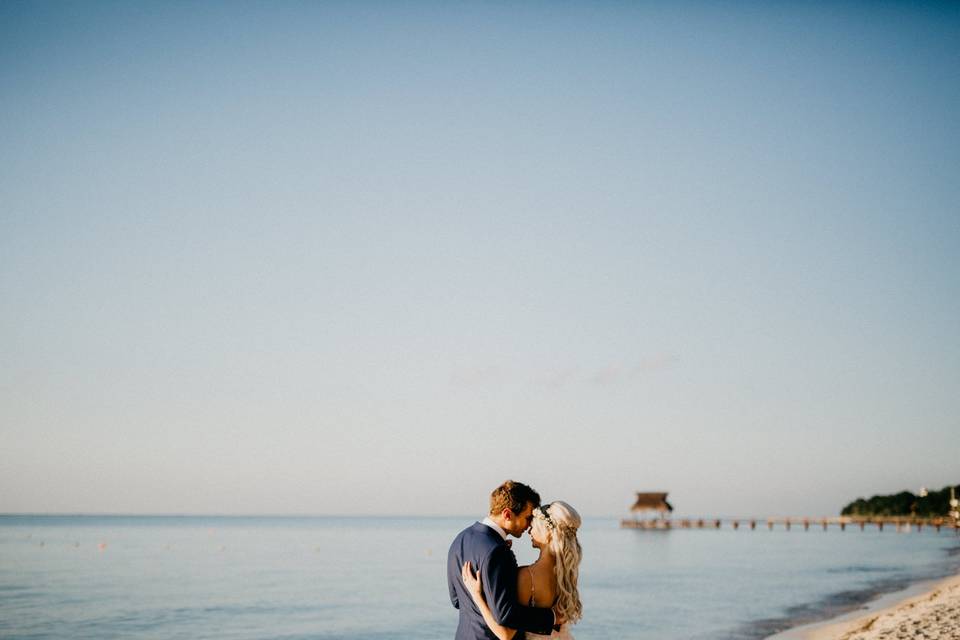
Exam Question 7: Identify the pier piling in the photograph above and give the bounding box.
[621,516,958,533]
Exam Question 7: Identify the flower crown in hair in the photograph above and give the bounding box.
[533,503,557,531]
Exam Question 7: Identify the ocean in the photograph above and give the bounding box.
[1,515,957,639]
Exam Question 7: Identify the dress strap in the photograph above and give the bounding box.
[527,565,535,606]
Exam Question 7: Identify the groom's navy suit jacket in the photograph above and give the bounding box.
[447,522,555,640]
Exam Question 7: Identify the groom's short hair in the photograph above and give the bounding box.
[489,480,541,516]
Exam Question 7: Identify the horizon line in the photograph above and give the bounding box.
[0,511,847,519]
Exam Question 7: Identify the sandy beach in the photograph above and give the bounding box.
[783,572,960,640]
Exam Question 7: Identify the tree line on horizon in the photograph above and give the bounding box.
[841,484,959,517]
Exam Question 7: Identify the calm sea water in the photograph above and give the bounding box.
[1,515,957,639]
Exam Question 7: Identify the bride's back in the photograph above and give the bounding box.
[517,562,557,608]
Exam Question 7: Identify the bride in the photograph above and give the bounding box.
[461,501,582,640]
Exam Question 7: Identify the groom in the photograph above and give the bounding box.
[447,480,557,640]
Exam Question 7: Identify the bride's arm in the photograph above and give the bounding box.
[461,562,517,640]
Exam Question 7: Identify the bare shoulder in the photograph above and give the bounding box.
[534,569,558,607]
[516,563,557,607]
[516,563,532,600]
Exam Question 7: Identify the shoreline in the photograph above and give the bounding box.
[769,571,960,640]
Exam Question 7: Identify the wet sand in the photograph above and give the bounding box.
[775,572,960,640]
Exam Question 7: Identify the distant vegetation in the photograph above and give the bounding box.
[841,484,959,517]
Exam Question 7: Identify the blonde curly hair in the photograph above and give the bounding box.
[532,500,583,624]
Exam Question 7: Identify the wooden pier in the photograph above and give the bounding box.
[620,516,960,532]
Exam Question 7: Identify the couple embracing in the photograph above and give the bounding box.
[447,480,583,640]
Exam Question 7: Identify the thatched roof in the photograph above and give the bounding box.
[631,492,673,513]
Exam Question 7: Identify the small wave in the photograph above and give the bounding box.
[731,574,930,639]
[730,540,960,639]
[825,565,898,574]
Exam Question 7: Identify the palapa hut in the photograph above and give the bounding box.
[630,492,673,520]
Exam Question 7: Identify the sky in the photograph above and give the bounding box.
[1,1,958,517]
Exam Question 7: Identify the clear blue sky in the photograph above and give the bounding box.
[2,1,958,516]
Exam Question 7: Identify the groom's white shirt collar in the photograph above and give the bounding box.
[481,516,508,540]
